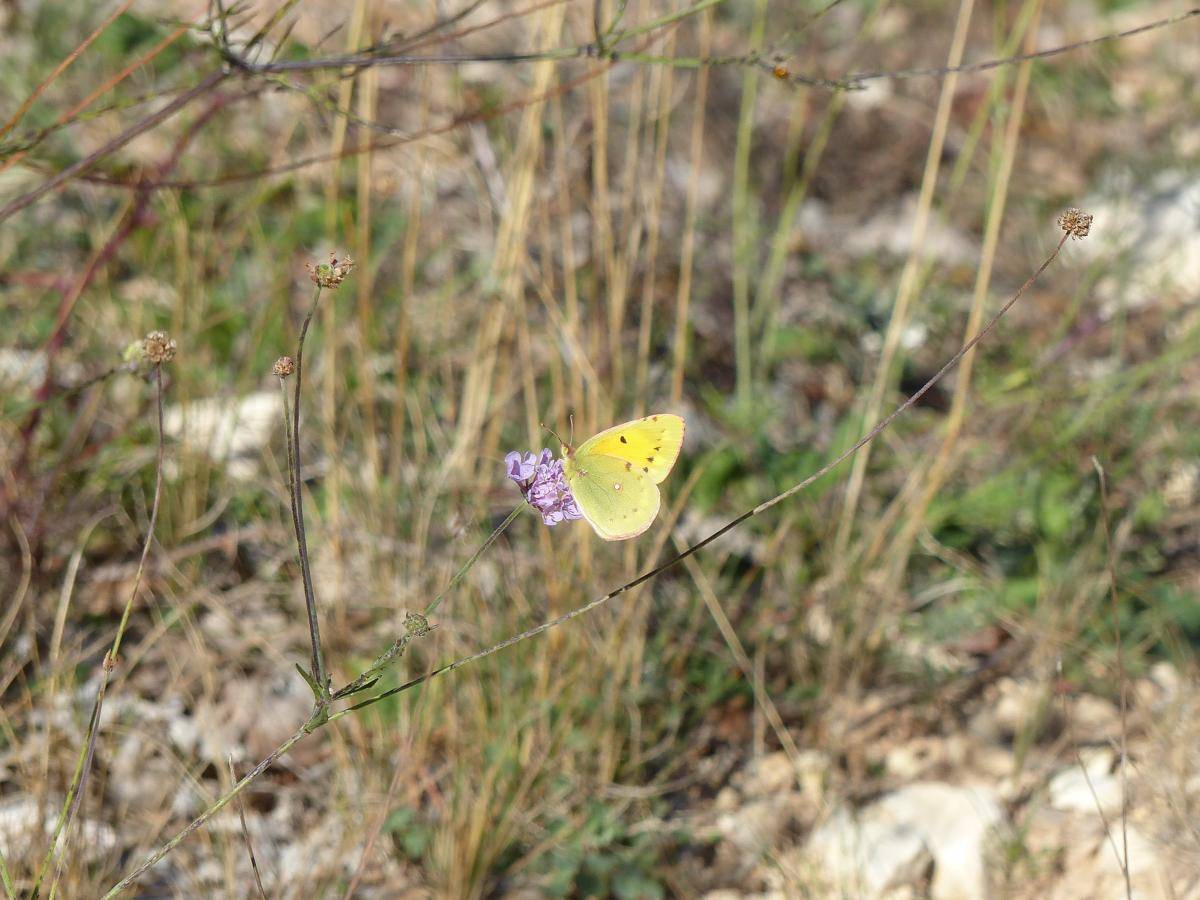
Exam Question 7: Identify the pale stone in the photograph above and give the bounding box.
[743,751,797,797]
[807,783,1003,899]
[1049,749,1123,816]
[163,391,283,480]
[807,805,933,897]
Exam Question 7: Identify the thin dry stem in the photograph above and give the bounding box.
[35,364,167,898]
[1093,457,1132,897]
[831,0,976,560]
[228,757,269,900]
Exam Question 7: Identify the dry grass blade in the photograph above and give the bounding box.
[1093,457,1132,898]
[228,757,269,900]
[36,358,169,898]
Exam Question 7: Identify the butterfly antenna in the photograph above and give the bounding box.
[568,413,575,447]
[540,421,569,453]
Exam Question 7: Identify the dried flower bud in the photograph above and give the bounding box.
[141,330,177,364]
[1057,208,1093,240]
[773,64,789,80]
[305,252,356,289]
[273,356,295,378]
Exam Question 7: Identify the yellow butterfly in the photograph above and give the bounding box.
[561,414,686,541]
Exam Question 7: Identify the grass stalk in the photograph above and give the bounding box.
[730,0,766,407]
[831,0,977,560]
[669,8,712,406]
[883,0,1042,587]
[228,757,269,900]
[1093,458,1132,897]
[34,362,167,898]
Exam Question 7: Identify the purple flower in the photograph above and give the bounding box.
[504,448,583,526]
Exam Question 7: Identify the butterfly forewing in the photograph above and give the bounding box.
[575,414,685,484]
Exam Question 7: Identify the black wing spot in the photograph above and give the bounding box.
[654,445,661,451]
[624,461,632,470]
[651,415,658,421]
[619,435,628,443]
[643,467,649,473]
[646,456,654,463]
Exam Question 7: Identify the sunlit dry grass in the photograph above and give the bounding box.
[2,0,1200,896]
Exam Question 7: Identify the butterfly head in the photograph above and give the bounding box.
[541,414,577,458]
[541,421,573,458]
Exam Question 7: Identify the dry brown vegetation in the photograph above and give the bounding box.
[2,0,1200,896]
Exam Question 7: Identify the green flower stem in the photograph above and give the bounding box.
[331,503,525,700]
[290,285,328,696]
[424,503,525,617]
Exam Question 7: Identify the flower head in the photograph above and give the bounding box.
[1057,208,1093,241]
[273,356,295,378]
[141,330,177,364]
[306,253,355,289]
[505,448,583,526]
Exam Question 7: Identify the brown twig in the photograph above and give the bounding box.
[0,0,137,143]
[0,69,228,224]
[842,7,1198,84]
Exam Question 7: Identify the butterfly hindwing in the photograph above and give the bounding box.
[565,453,661,541]
[574,414,685,484]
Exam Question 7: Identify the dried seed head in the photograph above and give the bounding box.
[273,356,295,378]
[141,330,177,364]
[1058,208,1093,240]
[306,252,356,289]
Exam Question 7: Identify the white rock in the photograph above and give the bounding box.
[1093,822,1158,879]
[0,798,115,860]
[0,349,82,388]
[1069,694,1120,737]
[164,391,282,480]
[807,783,1003,900]
[807,805,932,897]
[743,752,796,797]
[1074,171,1200,313]
[1148,661,1182,703]
[1049,749,1123,816]
[717,799,793,855]
[794,750,830,806]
